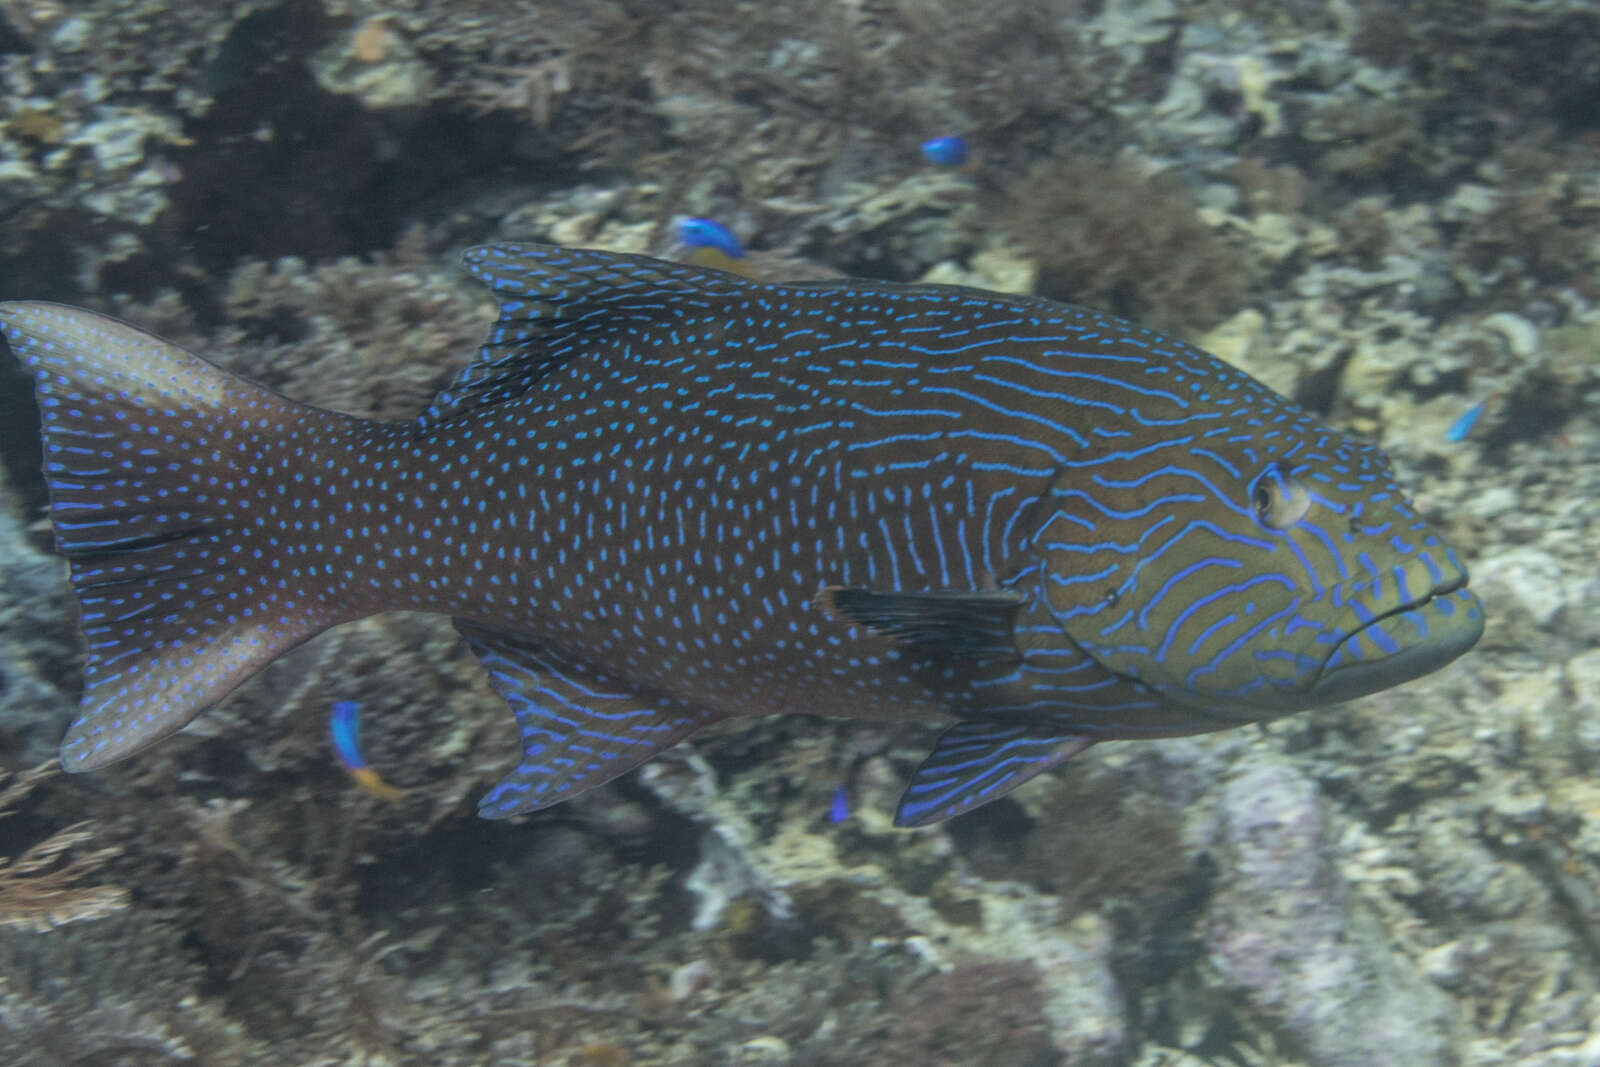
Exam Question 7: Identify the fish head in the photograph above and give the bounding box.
[1032,427,1483,720]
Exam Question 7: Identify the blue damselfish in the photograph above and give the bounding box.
[330,700,403,801]
[829,785,851,824]
[1446,400,1485,443]
[920,136,968,166]
[678,217,745,258]
[0,244,1483,826]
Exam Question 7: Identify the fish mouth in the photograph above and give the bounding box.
[1308,570,1484,705]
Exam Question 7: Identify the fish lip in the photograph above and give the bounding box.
[1309,574,1483,703]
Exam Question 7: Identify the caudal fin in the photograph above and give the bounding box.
[0,302,347,770]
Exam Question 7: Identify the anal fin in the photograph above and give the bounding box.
[894,722,1095,827]
[454,621,718,819]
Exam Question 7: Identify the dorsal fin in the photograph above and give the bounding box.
[422,243,760,431]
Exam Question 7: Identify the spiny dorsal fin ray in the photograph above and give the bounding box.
[426,244,762,432]
[454,620,721,818]
[815,586,1026,659]
[0,302,343,770]
[895,723,1096,827]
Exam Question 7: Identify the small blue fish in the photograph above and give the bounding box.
[330,701,403,802]
[920,136,968,167]
[677,217,745,258]
[829,785,851,824]
[1446,401,1485,443]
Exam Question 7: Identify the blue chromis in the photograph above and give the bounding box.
[920,136,969,166]
[0,244,1484,827]
[330,700,404,802]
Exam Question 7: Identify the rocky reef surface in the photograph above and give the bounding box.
[1,1,1599,1064]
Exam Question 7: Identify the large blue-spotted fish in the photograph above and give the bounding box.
[0,245,1483,826]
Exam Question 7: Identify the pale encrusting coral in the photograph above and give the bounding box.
[1,1,1599,1065]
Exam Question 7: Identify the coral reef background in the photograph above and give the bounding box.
[1,1,1599,1064]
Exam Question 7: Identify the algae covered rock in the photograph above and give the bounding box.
[1207,760,1460,1066]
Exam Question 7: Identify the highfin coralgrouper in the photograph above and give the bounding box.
[0,245,1484,826]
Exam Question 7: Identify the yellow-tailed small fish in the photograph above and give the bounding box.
[0,244,1483,826]
[330,700,404,802]
[678,216,762,280]
[678,217,745,258]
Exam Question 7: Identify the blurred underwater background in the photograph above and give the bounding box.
[1,1,1599,1063]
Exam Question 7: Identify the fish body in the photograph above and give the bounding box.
[678,217,745,258]
[0,245,1483,826]
[330,700,403,802]
[1446,400,1485,443]
[678,219,758,280]
[920,136,969,166]
[829,785,851,824]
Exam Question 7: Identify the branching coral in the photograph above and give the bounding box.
[0,907,256,1066]
[1453,153,1600,298]
[0,763,128,932]
[105,236,492,423]
[212,239,494,421]
[884,961,1052,1067]
[998,152,1253,333]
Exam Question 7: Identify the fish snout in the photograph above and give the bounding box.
[1310,554,1484,705]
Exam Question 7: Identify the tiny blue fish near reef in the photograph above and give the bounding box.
[677,217,745,259]
[829,785,851,824]
[0,244,1484,827]
[677,217,756,280]
[329,700,404,802]
[920,136,969,167]
[1446,400,1485,443]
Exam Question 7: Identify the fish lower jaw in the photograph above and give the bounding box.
[1309,586,1484,706]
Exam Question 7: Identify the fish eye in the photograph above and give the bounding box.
[1253,482,1273,520]
[1251,466,1312,530]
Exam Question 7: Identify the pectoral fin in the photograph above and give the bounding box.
[895,722,1096,827]
[815,586,1025,659]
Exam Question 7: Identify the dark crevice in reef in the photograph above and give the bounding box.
[0,1,579,317]
[165,92,538,281]
[163,48,567,307]
[0,14,27,56]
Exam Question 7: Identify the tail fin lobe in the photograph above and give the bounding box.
[0,302,343,770]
